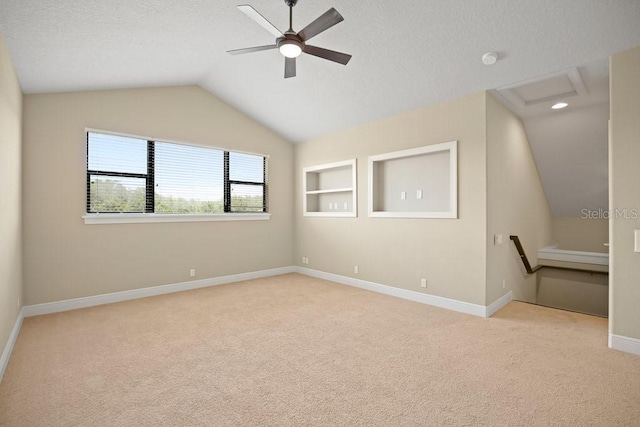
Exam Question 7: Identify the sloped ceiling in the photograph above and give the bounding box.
[493,58,610,216]
[1,0,640,144]
[525,102,609,217]
[0,1,637,218]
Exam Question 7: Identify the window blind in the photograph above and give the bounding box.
[87,131,268,214]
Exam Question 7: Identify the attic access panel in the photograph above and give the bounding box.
[497,68,588,109]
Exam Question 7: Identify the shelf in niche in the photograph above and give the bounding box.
[306,187,353,195]
[303,159,357,217]
[368,141,458,219]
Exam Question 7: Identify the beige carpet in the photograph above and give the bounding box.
[1,273,639,426]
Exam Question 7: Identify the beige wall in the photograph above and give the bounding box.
[485,93,552,304]
[0,33,23,353]
[551,217,609,252]
[295,92,488,305]
[537,270,608,317]
[22,86,294,305]
[610,45,640,340]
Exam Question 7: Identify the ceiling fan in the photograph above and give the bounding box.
[227,0,352,78]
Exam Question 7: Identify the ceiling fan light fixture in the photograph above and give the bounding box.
[228,4,351,78]
[278,39,302,58]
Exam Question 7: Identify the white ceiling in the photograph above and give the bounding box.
[1,0,639,217]
[1,0,640,144]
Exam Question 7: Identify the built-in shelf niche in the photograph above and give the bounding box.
[368,141,457,218]
[303,159,357,217]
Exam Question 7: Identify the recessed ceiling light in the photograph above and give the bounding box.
[552,102,568,110]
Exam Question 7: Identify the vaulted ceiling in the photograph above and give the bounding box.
[1,0,640,215]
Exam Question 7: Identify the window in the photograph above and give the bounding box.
[227,151,267,213]
[86,131,268,222]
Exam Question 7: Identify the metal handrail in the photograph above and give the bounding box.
[509,235,607,275]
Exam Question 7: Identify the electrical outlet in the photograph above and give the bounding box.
[190,269,196,277]
[344,202,348,210]
[354,266,359,274]
[401,191,407,200]
[421,278,427,288]
[502,279,506,289]
[416,190,423,199]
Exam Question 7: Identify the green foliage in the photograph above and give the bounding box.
[90,179,145,212]
[230,195,265,212]
[154,193,224,214]
[89,179,264,213]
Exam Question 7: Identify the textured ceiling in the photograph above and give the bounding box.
[1,0,640,144]
[1,1,639,218]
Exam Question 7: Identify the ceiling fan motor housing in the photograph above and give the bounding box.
[277,32,304,58]
[278,32,303,48]
[284,0,298,7]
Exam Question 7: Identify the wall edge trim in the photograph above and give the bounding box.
[485,291,513,317]
[0,307,25,383]
[295,267,504,318]
[22,266,295,318]
[4,267,517,384]
[609,333,640,355]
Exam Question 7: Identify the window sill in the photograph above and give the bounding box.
[83,213,271,225]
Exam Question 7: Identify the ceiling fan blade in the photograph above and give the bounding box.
[285,57,296,78]
[237,5,283,38]
[227,45,277,55]
[303,45,352,65]
[298,8,344,42]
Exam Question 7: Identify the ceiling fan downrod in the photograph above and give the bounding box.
[285,0,298,31]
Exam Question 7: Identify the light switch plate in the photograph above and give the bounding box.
[494,234,503,246]
[635,230,640,253]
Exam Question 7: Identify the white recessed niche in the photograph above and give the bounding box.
[368,141,458,219]
[303,159,357,217]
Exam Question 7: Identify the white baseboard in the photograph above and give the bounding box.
[486,291,513,317]
[0,307,25,383]
[1,267,294,385]
[609,333,640,355]
[2,265,512,384]
[22,266,295,317]
[295,267,509,318]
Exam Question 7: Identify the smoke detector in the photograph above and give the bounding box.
[482,52,498,65]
